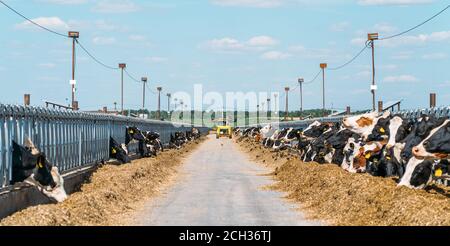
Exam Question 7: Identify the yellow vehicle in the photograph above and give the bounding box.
[216,125,232,139]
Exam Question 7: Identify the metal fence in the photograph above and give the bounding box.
[0,104,209,188]
[247,106,450,130]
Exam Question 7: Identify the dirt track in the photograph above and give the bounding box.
[238,137,450,226]
[131,134,321,226]
[0,138,205,226]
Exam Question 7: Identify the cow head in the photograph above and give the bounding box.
[34,154,57,188]
[401,117,447,162]
[110,137,131,164]
[413,120,450,159]
[398,158,433,189]
[367,116,391,142]
[126,127,146,145]
[343,111,390,140]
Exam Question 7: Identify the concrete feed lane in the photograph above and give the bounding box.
[133,135,321,226]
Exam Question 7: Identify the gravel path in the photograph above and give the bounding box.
[132,135,322,226]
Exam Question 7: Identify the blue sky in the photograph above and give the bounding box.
[0,0,449,111]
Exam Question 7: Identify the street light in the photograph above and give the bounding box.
[284,87,290,121]
[68,31,79,110]
[320,63,328,117]
[141,77,148,112]
[368,33,379,112]
[157,87,162,120]
[118,63,126,115]
[298,78,304,116]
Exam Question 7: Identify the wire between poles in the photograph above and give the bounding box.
[75,40,119,70]
[328,44,369,71]
[0,0,69,38]
[379,4,450,40]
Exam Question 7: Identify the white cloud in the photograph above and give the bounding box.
[92,36,116,45]
[211,0,284,8]
[380,30,450,47]
[357,0,434,6]
[330,22,350,32]
[15,17,69,31]
[373,22,397,33]
[247,36,277,46]
[205,37,245,52]
[352,29,450,48]
[383,75,419,83]
[422,52,447,60]
[204,35,278,52]
[261,51,291,60]
[92,0,140,13]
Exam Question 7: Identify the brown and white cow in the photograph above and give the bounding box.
[343,111,391,141]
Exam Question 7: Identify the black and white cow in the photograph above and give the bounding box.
[110,137,131,164]
[12,139,67,202]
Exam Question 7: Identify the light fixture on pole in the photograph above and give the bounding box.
[118,63,126,115]
[368,33,379,112]
[298,78,304,115]
[141,77,148,111]
[320,63,328,117]
[166,93,171,112]
[284,87,290,121]
[157,87,162,120]
[68,31,79,110]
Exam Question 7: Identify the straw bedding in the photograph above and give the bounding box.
[237,137,450,226]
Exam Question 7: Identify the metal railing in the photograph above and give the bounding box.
[0,104,209,188]
[244,106,450,129]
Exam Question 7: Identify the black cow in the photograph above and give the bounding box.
[126,127,146,145]
[12,141,55,187]
[413,119,450,159]
[326,129,360,165]
[110,137,131,164]
[12,140,67,202]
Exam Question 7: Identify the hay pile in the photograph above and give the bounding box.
[238,139,450,226]
[0,138,205,226]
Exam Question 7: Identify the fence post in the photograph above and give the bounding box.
[430,93,436,108]
[24,94,30,107]
[378,101,383,113]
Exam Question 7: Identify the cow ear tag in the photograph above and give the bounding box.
[379,128,385,133]
[37,161,44,169]
[365,153,372,159]
[386,156,391,160]
[435,169,443,177]
[112,148,117,154]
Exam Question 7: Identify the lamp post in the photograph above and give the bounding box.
[167,93,171,119]
[157,87,162,120]
[298,78,304,116]
[284,87,290,121]
[118,63,126,115]
[141,77,148,111]
[68,31,79,110]
[368,33,379,112]
[320,63,328,117]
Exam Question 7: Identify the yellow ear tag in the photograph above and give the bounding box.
[379,128,385,133]
[435,169,443,177]
[386,156,391,161]
[112,148,117,154]
[365,153,372,159]
[37,162,44,169]
[130,130,134,134]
